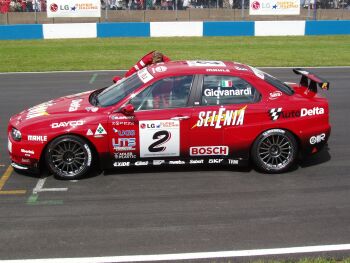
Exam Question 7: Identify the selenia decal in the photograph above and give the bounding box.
[139,120,180,158]
[192,106,247,129]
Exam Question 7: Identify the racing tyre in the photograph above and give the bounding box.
[45,135,93,179]
[251,129,298,173]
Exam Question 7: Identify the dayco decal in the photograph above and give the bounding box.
[27,135,47,142]
[269,107,324,121]
[192,106,246,129]
[51,120,84,128]
[190,146,229,156]
[68,99,83,112]
[204,88,251,97]
[310,133,326,145]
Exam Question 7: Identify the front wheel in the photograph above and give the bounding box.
[45,135,93,179]
[251,129,298,173]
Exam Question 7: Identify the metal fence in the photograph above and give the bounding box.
[0,0,349,24]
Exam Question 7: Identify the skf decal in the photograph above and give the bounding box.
[192,106,247,129]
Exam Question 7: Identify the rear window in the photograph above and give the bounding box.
[264,74,295,95]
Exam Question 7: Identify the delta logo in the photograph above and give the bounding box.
[192,105,247,129]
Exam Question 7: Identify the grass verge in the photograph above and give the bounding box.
[0,35,349,72]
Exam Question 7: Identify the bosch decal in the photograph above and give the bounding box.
[190,146,229,156]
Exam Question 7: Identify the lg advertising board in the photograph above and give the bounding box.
[249,0,300,15]
[47,0,101,17]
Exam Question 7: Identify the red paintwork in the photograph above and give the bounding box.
[8,61,331,171]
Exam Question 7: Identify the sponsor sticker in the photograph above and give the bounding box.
[310,133,326,145]
[269,91,282,100]
[153,160,165,165]
[27,135,47,142]
[114,162,130,167]
[228,159,239,165]
[187,61,226,67]
[208,159,224,164]
[51,120,84,129]
[139,120,180,158]
[112,138,136,151]
[189,159,204,164]
[135,161,148,166]
[206,68,230,73]
[26,101,53,120]
[190,146,229,156]
[234,66,248,71]
[95,123,107,136]
[69,99,83,112]
[21,149,34,156]
[137,68,154,83]
[269,107,324,121]
[151,66,167,73]
[84,144,92,166]
[192,106,247,129]
[115,152,137,159]
[169,160,185,165]
[86,106,99,112]
[113,129,136,136]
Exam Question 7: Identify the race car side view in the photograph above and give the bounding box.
[8,61,331,179]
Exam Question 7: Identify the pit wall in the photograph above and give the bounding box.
[0,20,349,40]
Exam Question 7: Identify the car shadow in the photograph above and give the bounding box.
[298,144,331,168]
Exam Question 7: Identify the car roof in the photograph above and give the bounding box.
[147,60,262,79]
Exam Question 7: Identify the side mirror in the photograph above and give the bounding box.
[120,104,135,116]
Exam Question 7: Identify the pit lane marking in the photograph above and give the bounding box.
[32,178,68,194]
[0,165,27,195]
[27,178,67,205]
[1,243,350,262]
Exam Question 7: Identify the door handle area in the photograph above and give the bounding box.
[171,116,190,120]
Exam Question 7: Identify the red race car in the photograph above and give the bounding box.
[8,61,331,179]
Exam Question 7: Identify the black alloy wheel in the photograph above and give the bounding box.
[251,129,298,173]
[46,135,92,179]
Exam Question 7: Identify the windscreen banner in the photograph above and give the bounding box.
[249,0,300,15]
[47,0,101,18]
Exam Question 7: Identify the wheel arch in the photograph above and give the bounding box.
[39,133,100,171]
[249,127,301,159]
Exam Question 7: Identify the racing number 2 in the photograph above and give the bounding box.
[148,131,171,152]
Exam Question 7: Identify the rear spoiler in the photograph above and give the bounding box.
[293,68,330,92]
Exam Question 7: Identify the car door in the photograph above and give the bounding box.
[108,75,195,167]
[191,74,264,163]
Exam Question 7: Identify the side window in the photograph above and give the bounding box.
[201,75,259,106]
[129,75,193,111]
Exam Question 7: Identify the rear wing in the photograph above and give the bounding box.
[293,68,330,93]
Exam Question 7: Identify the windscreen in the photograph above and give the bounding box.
[97,74,143,107]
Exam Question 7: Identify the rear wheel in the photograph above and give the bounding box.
[45,135,92,179]
[251,129,298,173]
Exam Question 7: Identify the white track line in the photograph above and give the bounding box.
[0,66,350,75]
[1,244,350,263]
[32,178,67,194]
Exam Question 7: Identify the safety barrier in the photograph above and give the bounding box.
[0,20,349,40]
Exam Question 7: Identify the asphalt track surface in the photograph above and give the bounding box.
[0,68,349,261]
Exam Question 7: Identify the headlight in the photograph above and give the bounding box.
[11,127,22,141]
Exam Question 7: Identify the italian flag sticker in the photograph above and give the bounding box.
[221,80,233,87]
